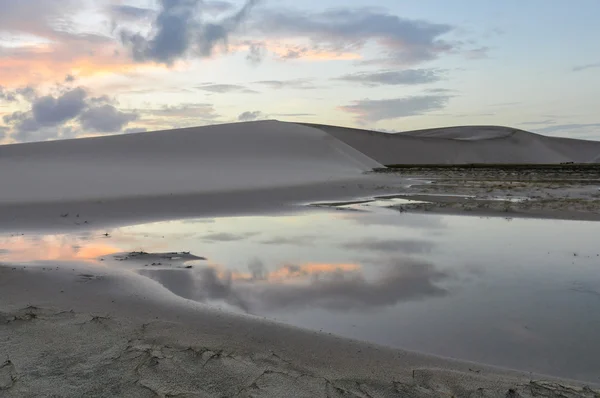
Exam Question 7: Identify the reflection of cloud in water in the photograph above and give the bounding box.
[201,232,260,242]
[258,235,316,246]
[233,261,360,282]
[140,268,250,312]
[341,212,446,230]
[342,239,434,254]
[0,235,120,263]
[141,258,450,313]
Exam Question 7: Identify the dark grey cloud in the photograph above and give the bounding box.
[254,79,318,90]
[237,111,264,121]
[119,0,260,64]
[572,62,600,72]
[196,84,258,94]
[80,104,138,133]
[2,87,138,142]
[31,87,87,126]
[335,69,442,87]
[251,7,454,65]
[342,239,435,254]
[339,94,451,123]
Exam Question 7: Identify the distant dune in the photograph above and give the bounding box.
[306,124,600,165]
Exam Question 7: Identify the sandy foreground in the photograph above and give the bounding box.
[2,265,599,397]
[2,121,600,397]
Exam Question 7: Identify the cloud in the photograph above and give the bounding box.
[2,86,138,142]
[254,79,318,90]
[251,7,454,65]
[519,119,556,126]
[532,123,600,139]
[0,87,18,102]
[124,127,148,134]
[204,1,236,14]
[572,62,600,72]
[464,46,489,59]
[273,113,315,117]
[31,87,88,127]
[342,239,435,254]
[119,0,260,64]
[80,104,138,133]
[142,103,221,128]
[334,69,442,86]
[237,111,264,121]
[109,5,155,21]
[245,41,266,64]
[339,94,451,123]
[196,84,258,94]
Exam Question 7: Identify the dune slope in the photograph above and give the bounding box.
[0,121,381,204]
[306,124,600,165]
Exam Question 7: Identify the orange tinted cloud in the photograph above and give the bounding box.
[0,43,166,87]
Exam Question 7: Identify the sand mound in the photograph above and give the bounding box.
[0,121,381,204]
[306,124,600,165]
[401,125,517,141]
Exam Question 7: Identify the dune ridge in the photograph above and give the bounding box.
[0,121,381,204]
[306,124,600,165]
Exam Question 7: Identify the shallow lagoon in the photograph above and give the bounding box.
[2,201,600,382]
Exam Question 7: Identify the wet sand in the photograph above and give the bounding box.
[372,166,600,221]
[2,265,599,397]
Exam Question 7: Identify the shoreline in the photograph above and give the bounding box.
[2,265,599,397]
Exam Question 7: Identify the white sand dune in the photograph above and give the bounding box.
[308,124,600,165]
[0,120,380,204]
[2,121,598,206]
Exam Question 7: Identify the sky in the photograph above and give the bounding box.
[0,0,599,144]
